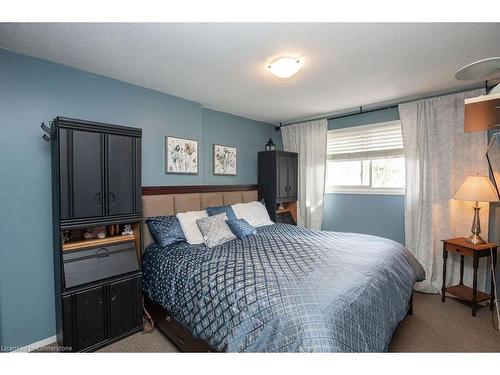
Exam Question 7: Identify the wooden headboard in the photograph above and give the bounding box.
[141,185,259,248]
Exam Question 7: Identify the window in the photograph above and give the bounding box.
[326,120,405,194]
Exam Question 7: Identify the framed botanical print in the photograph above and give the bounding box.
[213,144,237,176]
[165,136,199,174]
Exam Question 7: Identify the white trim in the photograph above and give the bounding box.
[8,335,57,353]
[326,187,405,195]
[327,149,404,161]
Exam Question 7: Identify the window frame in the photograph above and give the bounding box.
[326,120,405,196]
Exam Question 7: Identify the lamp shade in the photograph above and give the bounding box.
[454,175,499,202]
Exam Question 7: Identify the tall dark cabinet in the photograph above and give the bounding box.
[52,117,143,352]
[258,150,298,225]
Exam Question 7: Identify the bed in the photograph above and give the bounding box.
[141,185,425,352]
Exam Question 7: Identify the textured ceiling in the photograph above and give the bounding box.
[1,23,499,124]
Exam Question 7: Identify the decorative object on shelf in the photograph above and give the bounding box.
[265,138,275,151]
[69,228,84,241]
[84,226,107,240]
[62,230,70,244]
[454,175,499,244]
[213,144,237,175]
[95,226,106,239]
[122,224,133,236]
[84,228,97,239]
[277,203,285,211]
[165,136,198,174]
[108,224,117,236]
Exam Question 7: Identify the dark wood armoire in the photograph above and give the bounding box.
[51,117,143,352]
[258,150,298,225]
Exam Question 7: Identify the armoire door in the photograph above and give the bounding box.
[134,138,142,213]
[106,134,136,216]
[73,285,106,351]
[108,275,142,338]
[287,155,298,199]
[277,155,289,199]
[60,129,104,219]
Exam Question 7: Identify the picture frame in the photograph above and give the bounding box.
[213,144,237,176]
[165,136,199,174]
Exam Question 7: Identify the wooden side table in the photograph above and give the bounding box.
[441,238,497,316]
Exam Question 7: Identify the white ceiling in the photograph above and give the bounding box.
[1,23,499,124]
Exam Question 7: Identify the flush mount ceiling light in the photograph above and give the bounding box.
[267,57,302,79]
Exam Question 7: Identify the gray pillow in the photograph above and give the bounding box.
[196,213,236,248]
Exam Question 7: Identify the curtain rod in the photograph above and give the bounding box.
[277,80,496,129]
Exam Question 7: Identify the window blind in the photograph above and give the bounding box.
[327,120,404,161]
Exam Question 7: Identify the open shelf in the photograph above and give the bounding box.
[62,234,135,252]
[276,201,297,222]
[445,284,492,303]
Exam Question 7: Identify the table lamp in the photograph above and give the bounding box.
[454,175,499,244]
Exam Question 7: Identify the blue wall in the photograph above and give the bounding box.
[0,49,280,348]
[321,107,405,244]
[202,109,282,184]
[322,194,405,244]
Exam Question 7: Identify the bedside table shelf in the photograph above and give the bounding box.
[445,284,491,303]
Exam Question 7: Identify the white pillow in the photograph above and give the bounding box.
[231,201,274,227]
[176,210,208,244]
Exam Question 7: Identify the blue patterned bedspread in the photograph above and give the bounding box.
[143,224,425,352]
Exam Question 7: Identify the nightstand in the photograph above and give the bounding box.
[441,238,497,316]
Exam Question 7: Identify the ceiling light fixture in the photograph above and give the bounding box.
[267,57,302,79]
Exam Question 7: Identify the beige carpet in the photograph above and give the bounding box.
[98,328,179,352]
[95,293,500,352]
[390,292,500,352]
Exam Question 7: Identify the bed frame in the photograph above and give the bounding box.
[141,184,413,352]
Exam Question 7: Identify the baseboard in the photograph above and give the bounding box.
[10,335,57,352]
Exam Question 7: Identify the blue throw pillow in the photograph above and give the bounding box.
[146,215,186,247]
[226,219,257,239]
[206,205,237,221]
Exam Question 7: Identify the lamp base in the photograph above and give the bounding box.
[465,203,486,245]
[465,233,486,245]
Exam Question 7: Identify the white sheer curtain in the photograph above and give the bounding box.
[399,88,488,293]
[281,119,327,229]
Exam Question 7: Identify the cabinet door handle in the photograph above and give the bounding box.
[94,193,102,207]
[110,287,118,301]
[96,248,110,258]
[109,192,116,206]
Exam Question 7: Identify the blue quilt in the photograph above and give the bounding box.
[143,224,425,352]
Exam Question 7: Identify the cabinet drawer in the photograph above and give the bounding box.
[64,241,139,289]
[446,245,473,257]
